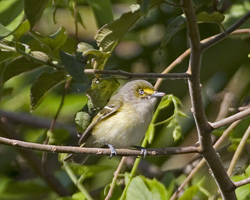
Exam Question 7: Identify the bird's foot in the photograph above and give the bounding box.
[134,146,147,159]
[107,144,117,158]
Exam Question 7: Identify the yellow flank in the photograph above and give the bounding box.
[91,102,151,148]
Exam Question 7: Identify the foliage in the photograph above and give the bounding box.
[0,0,250,200]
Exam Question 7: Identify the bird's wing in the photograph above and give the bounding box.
[78,99,123,145]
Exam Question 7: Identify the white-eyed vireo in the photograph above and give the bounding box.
[65,80,165,163]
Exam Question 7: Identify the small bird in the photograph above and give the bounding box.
[65,80,165,163]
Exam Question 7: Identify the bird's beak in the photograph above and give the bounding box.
[151,91,165,97]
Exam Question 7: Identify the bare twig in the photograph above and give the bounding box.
[105,157,126,200]
[234,177,250,188]
[154,29,250,90]
[170,120,240,200]
[211,107,250,129]
[202,11,250,50]
[227,125,250,176]
[84,69,190,79]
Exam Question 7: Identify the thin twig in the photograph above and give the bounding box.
[202,11,250,50]
[84,69,190,79]
[42,79,71,183]
[227,125,250,176]
[170,120,240,200]
[154,29,250,90]
[63,162,93,200]
[211,107,250,129]
[105,157,126,200]
[234,177,250,188]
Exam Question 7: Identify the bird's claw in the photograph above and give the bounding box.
[107,144,117,158]
[134,146,148,159]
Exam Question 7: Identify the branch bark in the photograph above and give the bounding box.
[182,0,237,199]
[0,133,199,156]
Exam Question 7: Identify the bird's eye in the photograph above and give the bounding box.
[138,89,144,95]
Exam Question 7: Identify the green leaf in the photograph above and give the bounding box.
[75,111,92,133]
[24,0,49,28]
[70,164,111,181]
[161,15,186,47]
[88,0,113,28]
[30,27,68,54]
[173,124,182,141]
[87,77,120,109]
[0,23,12,39]
[178,185,199,200]
[3,178,50,195]
[158,95,171,109]
[2,56,43,83]
[0,0,24,26]
[140,0,151,16]
[30,70,67,110]
[95,6,141,52]
[126,176,167,200]
[0,49,15,62]
[146,124,155,144]
[12,20,30,39]
[177,110,188,118]
[60,51,85,83]
[48,129,70,145]
[197,11,225,24]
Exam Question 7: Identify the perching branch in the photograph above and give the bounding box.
[0,133,199,156]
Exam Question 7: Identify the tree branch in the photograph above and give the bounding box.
[84,69,190,79]
[210,107,250,129]
[234,177,250,188]
[155,29,250,90]
[202,11,250,50]
[0,134,199,157]
[182,0,236,199]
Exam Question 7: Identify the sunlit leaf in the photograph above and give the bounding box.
[75,111,92,133]
[197,11,225,24]
[178,185,199,200]
[95,6,141,52]
[173,124,182,141]
[126,176,167,200]
[12,20,30,39]
[0,23,12,39]
[87,77,120,109]
[146,124,155,144]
